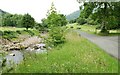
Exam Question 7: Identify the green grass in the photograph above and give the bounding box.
[12,30,118,73]
[80,24,97,33]
[0,27,26,31]
[67,23,120,36]
[0,27,40,40]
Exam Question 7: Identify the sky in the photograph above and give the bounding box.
[0,0,81,23]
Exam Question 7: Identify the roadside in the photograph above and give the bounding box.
[77,30,119,59]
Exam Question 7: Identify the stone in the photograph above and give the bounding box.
[9,53,15,56]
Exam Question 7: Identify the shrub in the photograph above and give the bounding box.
[76,27,81,29]
[87,20,97,25]
[70,26,73,28]
[3,31,18,40]
[16,30,22,34]
[23,30,34,36]
[47,27,66,47]
[77,18,87,25]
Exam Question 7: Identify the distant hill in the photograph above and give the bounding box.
[0,9,8,15]
[66,10,80,21]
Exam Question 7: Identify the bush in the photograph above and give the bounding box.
[76,27,81,29]
[16,30,22,34]
[23,30,34,36]
[77,18,87,25]
[3,31,18,40]
[47,27,65,46]
[87,20,97,25]
[70,26,73,28]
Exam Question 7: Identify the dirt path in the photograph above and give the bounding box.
[77,30,119,59]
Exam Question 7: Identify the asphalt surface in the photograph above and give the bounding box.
[77,30,119,59]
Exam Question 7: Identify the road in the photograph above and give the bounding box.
[77,30,119,59]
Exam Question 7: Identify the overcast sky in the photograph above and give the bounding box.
[0,0,80,23]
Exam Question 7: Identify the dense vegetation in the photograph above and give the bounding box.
[41,2,67,47]
[69,1,120,35]
[1,12,35,30]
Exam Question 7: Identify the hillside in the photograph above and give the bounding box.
[66,10,80,21]
[0,9,8,15]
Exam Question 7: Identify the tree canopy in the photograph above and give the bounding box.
[77,0,120,32]
[42,2,67,28]
[22,13,35,30]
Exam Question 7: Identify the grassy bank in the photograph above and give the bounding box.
[0,27,40,41]
[12,30,118,73]
[80,24,120,35]
[67,23,120,36]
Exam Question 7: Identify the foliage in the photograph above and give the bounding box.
[77,1,120,32]
[21,13,35,30]
[106,16,119,30]
[23,30,35,36]
[76,17,87,25]
[2,31,18,40]
[2,14,15,27]
[47,27,66,46]
[44,2,67,27]
[2,14,23,27]
[86,18,97,25]
[69,19,76,24]
[42,2,67,46]
[1,28,39,40]
[79,2,95,19]
[45,13,67,27]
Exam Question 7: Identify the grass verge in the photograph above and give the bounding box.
[67,23,120,36]
[12,30,118,73]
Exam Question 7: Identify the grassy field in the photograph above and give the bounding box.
[67,23,120,36]
[12,30,118,73]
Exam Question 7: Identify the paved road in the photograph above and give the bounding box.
[77,30,119,59]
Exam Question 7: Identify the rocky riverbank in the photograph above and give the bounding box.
[0,34,48,73]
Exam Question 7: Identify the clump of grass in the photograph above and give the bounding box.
[2,31,18,40]
[12,30,118,73]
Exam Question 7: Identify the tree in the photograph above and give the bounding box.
[22,13,35,30]
[45,2,67,27]
[12,14,23,27]
[43,2,67,46]
[77,0,120,33]
[2,14,16,27]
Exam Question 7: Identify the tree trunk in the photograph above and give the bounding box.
[101,2,108,33]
